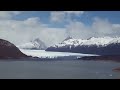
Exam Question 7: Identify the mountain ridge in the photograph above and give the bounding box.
[46,36,120,55]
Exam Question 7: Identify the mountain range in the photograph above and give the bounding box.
[46,36,120,55]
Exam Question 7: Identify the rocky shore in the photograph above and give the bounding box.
[0,39,28,59]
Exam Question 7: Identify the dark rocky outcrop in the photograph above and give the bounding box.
[112,67,120,72]
[0,39,28,59]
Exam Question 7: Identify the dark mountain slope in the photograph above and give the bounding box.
[0,39,28,59]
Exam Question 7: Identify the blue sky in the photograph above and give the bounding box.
[13,11,120,27]
[1,11,120,46]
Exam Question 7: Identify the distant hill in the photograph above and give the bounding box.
[0,39,28,59]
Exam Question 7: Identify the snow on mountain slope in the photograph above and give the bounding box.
[17,38,47,50]
[46,36,120,55]
[52,37,120,48]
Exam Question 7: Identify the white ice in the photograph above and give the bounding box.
[19,49,97,58]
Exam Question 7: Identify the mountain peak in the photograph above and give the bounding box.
[18,38,47,50]
[31,38,41,43]
[34,38,40,41]
[46,36,120,55]
[63,36,73,41]
[87,37,95,40]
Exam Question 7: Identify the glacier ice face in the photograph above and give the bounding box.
[19,49,97,58]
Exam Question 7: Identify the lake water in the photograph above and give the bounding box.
[0,59,120,79]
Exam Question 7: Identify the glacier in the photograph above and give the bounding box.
[19,49,97,59]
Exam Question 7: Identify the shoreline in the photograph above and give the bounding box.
[78,55,120,72]
[78,55,120,63]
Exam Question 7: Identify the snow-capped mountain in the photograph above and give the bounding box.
[46,36,120,55]
[17,38,47,50]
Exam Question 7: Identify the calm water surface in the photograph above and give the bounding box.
[0,59,120,79]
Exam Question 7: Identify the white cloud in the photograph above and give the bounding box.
[64,11,84,16]
[37,28,66,46]
[50,11,84,23]
[92,17,113,36]
[0,11,120,47]
[0,17,67,46]
[65,17,120,39]
[65,21,92,39]
[0,11,21,19]
[112,24,120,29]
[50,12,65,22]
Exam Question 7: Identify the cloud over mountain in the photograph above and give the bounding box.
[0,11,120,47]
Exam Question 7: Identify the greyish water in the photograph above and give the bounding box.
[0,59,120,79]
